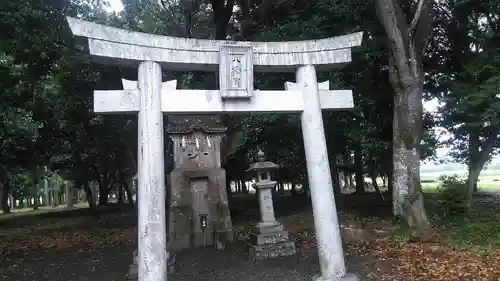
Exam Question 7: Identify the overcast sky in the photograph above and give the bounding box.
[105,0,124,12]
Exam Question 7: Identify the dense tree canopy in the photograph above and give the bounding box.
[0,0,499,232]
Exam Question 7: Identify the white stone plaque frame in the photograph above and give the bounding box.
[219,45,253,99]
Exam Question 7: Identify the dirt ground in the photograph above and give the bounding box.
[0,194,382,281]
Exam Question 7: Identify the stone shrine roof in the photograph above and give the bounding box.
[167,120,226,135]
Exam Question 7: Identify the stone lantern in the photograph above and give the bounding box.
[246,150,296,260]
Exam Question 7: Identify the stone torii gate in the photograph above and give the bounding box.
[66,17,362,281]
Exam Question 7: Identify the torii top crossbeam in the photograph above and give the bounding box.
[66,17,362,73]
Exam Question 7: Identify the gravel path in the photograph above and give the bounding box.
[1,241,367,281]
[170,242,364,281]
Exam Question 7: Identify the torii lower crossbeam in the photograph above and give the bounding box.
[93,82,353,114]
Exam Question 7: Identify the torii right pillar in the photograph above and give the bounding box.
[293,65,358,281]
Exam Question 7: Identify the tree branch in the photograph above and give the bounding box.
[376,0,413,87]
[410,0,426,35]
[411,0,433,62]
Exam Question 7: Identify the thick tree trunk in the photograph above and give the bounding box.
[376,0,433,231]
[98,174,113,206]
[82,180,97,209]
[392,79,430,230]
[210,0,235,40]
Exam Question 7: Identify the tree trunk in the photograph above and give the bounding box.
[391,76,430,230]
[332,155,341,195]
[44,177,50,206]
[301,178,310,198]
[124,181,134,204]
[82,180,97,209]
[278,182,284,194]
[291,182,297,197]
[118,185,124,203]
[32,167,42,210]
[210,0,235,40]
[241,179,248,193]
[1,184,10,214]
[467,133,496,201]
[65,181,74,208]
[117,170,134,204]
[376,0,433,231]
[354,143,364,194]
[371,174,384,200]
[0,167,11,214]
[98,175,111,206]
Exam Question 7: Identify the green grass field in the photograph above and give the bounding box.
[422,182,500,193]
[0,202,89,220]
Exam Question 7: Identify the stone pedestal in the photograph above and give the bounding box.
[248,221,296,260]
[247,180,296,260]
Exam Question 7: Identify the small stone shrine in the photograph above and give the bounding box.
[167,122,233,251]
[247,150,296,260]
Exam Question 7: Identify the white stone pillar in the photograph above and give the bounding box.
[137,61,167,281]
[256,182,277,224]
[297,65,351,281]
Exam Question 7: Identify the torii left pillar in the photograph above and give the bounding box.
[136,61,167,281]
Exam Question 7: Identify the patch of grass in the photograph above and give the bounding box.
[0,203,89,220]
[0,204,135,239]
[435,201,500,250]
[422,181,500,193]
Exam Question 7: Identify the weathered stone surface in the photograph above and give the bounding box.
[93,88,355,114]
[66,17,362,72]
[126,249,176,281]
[250,230,289,245]
[168,124,233,251]
[248,240,296,260]
[250,222,283,234]
[294,66,347,280]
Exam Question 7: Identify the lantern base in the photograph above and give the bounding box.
[251,221,283,234]
[247,221,296,260]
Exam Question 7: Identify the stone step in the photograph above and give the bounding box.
[250,230,290,245]
[251,223,283,234]
[248,240,297,260]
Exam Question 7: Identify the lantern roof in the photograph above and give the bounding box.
[246,150,279,172]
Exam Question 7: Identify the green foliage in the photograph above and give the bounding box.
[436,175,469,215]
